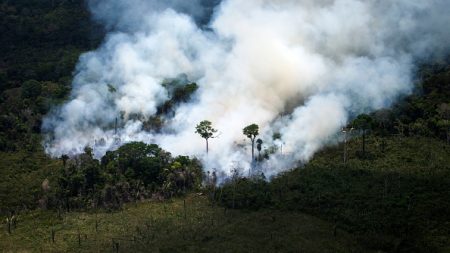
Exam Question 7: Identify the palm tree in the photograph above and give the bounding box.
[256,138,263,161]
[243,124,259,161]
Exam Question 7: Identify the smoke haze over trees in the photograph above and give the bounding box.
[42,0,450,176]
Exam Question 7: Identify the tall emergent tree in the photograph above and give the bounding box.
[243,124,259,161]
[352,114,373,157]
[195,120,218,153]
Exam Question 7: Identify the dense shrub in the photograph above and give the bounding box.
[217,175,271,210]
[53,142,203,211]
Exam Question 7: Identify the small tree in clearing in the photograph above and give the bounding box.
[195,120,218,154]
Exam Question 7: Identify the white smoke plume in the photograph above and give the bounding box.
[43,0,450,177]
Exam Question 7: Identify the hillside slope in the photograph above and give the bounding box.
[219,136,450,252]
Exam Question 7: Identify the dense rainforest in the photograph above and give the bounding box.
[0,1,449,252]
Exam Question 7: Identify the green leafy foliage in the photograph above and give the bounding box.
[53,142,202,211]
[0,150,60,214]
[157,81,199,116]
[195,120,217,140]
[352,114,373,130]
[143,81,198,132]
[21,80,42,99]
[218,176,270,210]
[352,114,374,158]
[0,0,103,151]
[195,120,218,153]
[243,123,259,140]
[383,63,450,141]
[243,123,259,161]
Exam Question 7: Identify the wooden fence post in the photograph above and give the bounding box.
[51,227,55,243]
[6,217,11,234]
[183,199,187,220]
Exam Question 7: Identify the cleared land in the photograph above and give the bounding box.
[1,195,370,253]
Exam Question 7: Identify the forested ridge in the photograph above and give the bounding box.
[0,0,103,151]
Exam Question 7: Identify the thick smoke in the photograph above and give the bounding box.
[43,0,450,177]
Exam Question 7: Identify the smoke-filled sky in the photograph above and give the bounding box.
[43,0,450,176]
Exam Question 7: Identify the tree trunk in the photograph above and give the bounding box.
[251,139,255,161]
[7,218,11,234]
[362,130,366,156]
[447,127,449,144]
[206,139,209,154]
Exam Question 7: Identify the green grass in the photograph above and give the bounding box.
[1,136,449,252]
[0,150,60,213]
[1,195,373,253]
[311,135,450,175]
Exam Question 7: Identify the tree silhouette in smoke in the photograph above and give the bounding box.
[256,138,263,161]
[195,120,218,154]
[243,124,259,162]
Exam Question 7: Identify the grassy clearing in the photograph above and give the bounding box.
[311,136,450,175]
[1,194,372,253]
